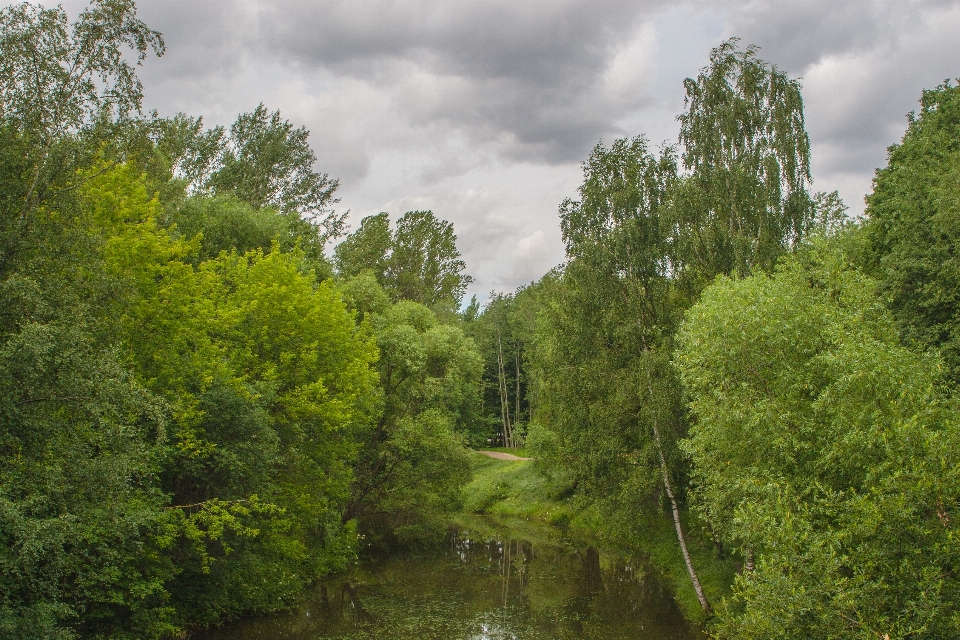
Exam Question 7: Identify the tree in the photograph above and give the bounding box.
[333,212,392,281]
[532,39,818,615]
[0,0,163,278]
[165,194,297,262]
[677,236,960,639]
[153,104,345,245]
[389,210,471,309]
[334,210,472,313]
[339,290,480,539]
[864,80,960,384]
[0,5,177,637]
[209,105,342,233]
[674,38,813,287]
[467,281,555,448]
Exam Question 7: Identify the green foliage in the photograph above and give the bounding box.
[154,104,345,243]
[333,212,392,281]
[0,1,482,636]
[0,322,176,639]
[344,292,480,538]
[165,195,294,261]
[77,162,381,627]
[0,0,163,281]
[864,80,960,383]
[335,210,472,313]
[676,38,812,283]
[677,237,960,638]
[209,105,339,220]
[535,37,817,500]
[390,211,471,310]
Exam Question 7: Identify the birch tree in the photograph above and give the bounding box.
[535,39,817,615]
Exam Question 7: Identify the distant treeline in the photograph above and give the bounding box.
[2,1,959,639]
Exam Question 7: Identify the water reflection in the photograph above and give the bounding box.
[193,519,700,640]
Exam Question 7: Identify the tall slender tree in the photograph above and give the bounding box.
[535,39,817,614]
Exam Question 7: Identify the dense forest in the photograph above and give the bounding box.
[1,1,958,639]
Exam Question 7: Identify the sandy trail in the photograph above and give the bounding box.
[476,450,533,461]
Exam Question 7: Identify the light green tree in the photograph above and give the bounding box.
[677,236,960,639]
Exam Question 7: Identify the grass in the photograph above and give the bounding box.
[460,452,737,625]
[462,453,575,524]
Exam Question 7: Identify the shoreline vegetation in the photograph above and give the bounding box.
[3,2,959,638]
[460,453,735,624]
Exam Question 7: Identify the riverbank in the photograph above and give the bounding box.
[461,453,736,624]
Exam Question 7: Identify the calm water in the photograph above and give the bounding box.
[194,517,700,640]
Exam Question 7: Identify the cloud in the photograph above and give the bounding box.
[45,0,960,286]
[739,1,960,212]
[717,0,954,73]
[510,230,550,285]
[131,0,665,171]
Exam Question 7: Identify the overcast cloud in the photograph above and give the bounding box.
[56,0,960,300]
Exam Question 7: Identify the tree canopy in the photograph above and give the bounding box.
[864,80,960,383]
[335,209,472,313]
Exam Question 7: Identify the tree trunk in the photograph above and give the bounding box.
[496,328,512,448]
[515,343,521,447]
[652,419,712,616]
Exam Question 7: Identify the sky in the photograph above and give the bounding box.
[58,0,960,301]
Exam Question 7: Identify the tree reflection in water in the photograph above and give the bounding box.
[193,518,701,640]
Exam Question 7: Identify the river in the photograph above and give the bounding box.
[194,515,701,640]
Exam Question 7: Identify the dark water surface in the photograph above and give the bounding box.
[194,517,700,640]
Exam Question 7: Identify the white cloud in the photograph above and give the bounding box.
[510,230,550,285]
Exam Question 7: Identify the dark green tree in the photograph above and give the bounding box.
[0,3,176,637]
[334,212,392,280]
[339,289,479,540]
[864,80,960,384]
[149,104,345,251]
[533,39,818,615]
[389,210,471,309]
[335,210,472,313]
[208,104,342,235]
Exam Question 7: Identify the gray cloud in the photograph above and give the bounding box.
[31,0,960,292]
[131,0,664,169]
[719,0,955,73]
[258,0,647,82]
[712,0,960,211]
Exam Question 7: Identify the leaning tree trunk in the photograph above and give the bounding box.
[651,415,712,616]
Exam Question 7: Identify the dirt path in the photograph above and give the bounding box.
[476,450,533,461]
